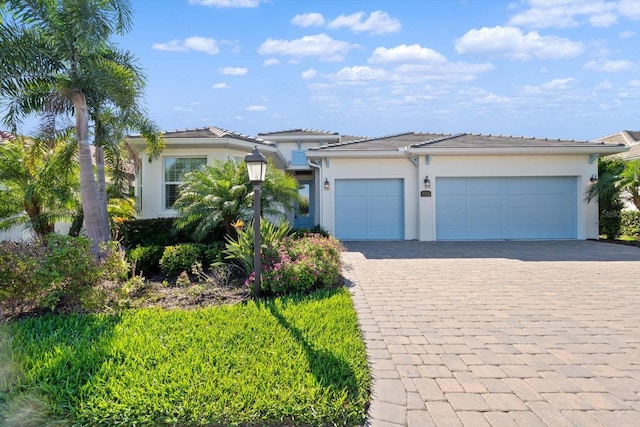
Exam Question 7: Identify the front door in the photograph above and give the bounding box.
[294,181,314,229]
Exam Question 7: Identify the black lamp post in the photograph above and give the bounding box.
[244,146,267,297]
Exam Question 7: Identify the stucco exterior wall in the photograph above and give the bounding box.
[316,153,599,241]
[137,147,253,219]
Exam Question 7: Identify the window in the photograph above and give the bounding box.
[164,157,207,209]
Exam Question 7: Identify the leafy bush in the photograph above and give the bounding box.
[159,244,203,276]
[114,217,177,247]
[259,234,342,296]
[127,245,164,275]
[0,241,47,315]
[291,224,331,238]
[621,210,640,237]
[223,220,291,276]
[203,241,225,267]
[0,236,131,315]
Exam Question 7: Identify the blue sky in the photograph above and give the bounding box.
[116,0,640,141]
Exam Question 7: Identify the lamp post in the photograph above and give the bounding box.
[244,146,267,298]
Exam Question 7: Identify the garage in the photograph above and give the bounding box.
[436,177,577,240]
[335,179,404,240]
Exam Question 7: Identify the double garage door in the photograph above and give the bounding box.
[335,179,404,240]
[436,177,577,240]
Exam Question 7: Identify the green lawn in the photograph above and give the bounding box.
[0,288,370,427]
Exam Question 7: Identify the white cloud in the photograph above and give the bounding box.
[595,80,613,90]
[301,68,318,79]
[263,58,280,67]
[292,13,325,27]
[212,83,230,89]
[521,77,576,94]
[455,26,584,61]
[630,80,640,87]
[619,0,640,19]
[245,105,267,112]
[585,58,638,72]
[258,33,360,62]
[173,106,194,112]
[619,30,636,38]
[152,36,219,55]
[328,10,401,35]
[219,67,248,76]
[507,0,640,29]
[188,0,261,8]
[368,44,447,64]
[331,66,389,82]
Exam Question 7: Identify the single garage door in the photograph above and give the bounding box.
[436,177,577,240]
[335,179,404,240]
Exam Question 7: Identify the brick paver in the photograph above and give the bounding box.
[342,241,640,427]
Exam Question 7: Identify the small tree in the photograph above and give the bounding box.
[174,159,300,242]
[586,158,626,239]
[0,133,79,238]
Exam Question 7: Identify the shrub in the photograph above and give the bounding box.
[127,245,164,275]
[223,220,291,276]
[259,234,342,296]
[620,210,640,237]
[203,242,225,267]
[114,217,226,247]
[159,244,203,276]
[291,224,331,239]
[0,236,131,315]
[0,240,46,315]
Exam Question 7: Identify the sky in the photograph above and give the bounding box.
[113,0,640,141]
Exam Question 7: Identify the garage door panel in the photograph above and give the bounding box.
[335,179,403,240]
[437,177,576,240]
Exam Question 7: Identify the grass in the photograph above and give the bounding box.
[0,287,370,427]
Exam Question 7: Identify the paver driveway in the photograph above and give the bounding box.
[341,241,640,427]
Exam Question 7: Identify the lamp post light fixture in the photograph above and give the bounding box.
[244,146,267,298]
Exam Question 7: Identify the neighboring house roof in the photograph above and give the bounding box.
[594,130,640,161]
[0,130,15,143]
[307,132,628,158]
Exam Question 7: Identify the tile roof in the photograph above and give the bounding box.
[594,130,640,161]
[309,132,622,151]
[0,130,15,143]
[309,132,449,151]
[258,128,339,137]
[161,126,274,145]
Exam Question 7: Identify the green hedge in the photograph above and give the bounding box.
[115,218,226,247]
[620,210,640,237]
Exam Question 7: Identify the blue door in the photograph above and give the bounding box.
[335,179,404,240]
[294,181,314,229]
[436,177,577,240]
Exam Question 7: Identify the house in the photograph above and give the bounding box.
[129,127,627,241]
[594,130,640,161]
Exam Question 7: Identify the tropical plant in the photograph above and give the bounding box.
[620,159,640,210]
[0,0,163,255]
[586,158,626,239]
[223,220,292,277]
[0,132,79,238]
[174,159,300,241]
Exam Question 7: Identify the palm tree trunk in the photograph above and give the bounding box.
[95,144,110,237]
[73,92,110,255]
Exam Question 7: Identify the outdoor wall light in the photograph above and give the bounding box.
[424,175,431,189]
[324,178,330,190]
[590,174,598,183]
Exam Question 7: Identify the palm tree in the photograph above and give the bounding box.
[620,159,640,210]
[586,158,626,239]
[174,159,300,242]
[0,132,79,238]
[0,0,162,255]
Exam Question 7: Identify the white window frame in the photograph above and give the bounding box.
[163,156,207,210]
